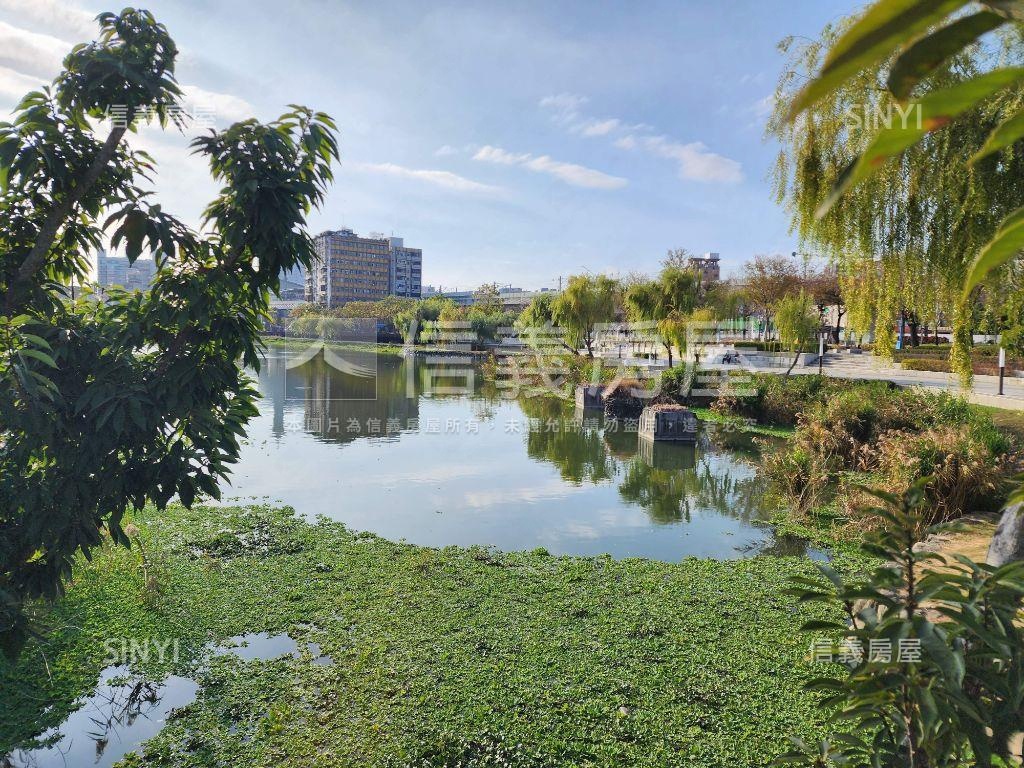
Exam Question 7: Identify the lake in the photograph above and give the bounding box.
[222,342,817,561]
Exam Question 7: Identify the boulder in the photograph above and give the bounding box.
[987,503,1024,566]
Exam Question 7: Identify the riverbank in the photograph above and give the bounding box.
[262,335,407,356]
[1,503,851,767]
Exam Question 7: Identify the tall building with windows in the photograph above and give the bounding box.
[388,237,422,299]
[95,249,157,292]
[306,229,422,307]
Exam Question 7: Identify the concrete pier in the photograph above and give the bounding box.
[575,384,604,410]
[638,404,699,443]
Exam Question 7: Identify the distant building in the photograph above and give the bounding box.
[429,286,557,312]
[306,229,422,307]
[278,266,306,300]
[687,252,721,286]
[95,250,157,292]
[388,237,422,299]
[307,229,391,307]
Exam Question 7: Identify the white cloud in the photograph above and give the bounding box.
[349,161,500,194]
[540,92,743,185]
[0,20,67,77]
[644,135,743,184]
[179,84,255,126]
[0,0,95,40]
[539,92,587,124]
[0,65,48,104]
[434,144,458,156]
[539,93,587,111]
[579,118,619,137]
[473,144,626,190]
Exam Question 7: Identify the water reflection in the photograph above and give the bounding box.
[2,666,199,768]
[229,344,821,560]
[2,633,331,768]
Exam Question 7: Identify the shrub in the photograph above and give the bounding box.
[762,422,850,513]
[658,364,691,400]
[732,340,819,352]
[714,373,835,426]
[901,357,952,372]
[763,385,1017,528]
[778,481,1024,768]
[872,425,1010,525]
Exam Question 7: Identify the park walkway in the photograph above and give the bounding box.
[801,354,1024,411]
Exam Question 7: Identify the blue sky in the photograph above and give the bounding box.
[0,0,856,289]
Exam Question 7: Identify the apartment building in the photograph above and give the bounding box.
[388,237,422,299]
[307,230,392,307]
[95,250,157,292]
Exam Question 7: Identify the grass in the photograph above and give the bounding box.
[973,404,1024,442]
[0,503,850,768]
[691,407,795,439]
[262,335,407,356]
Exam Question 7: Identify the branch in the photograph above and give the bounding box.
[5,125,127,313]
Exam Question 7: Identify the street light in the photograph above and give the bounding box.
[818,327,830,376]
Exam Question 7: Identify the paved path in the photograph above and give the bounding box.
[800,354,1024,411]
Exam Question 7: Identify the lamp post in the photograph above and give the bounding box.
[818,327,830,376]
[999,346,1006,396]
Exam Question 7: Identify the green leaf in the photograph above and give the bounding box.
[887,11,1005,100]
[963,206,1024,295]
[918,621,965,687]
[17,348,57,368]
[971,105,1024,163]
[787,0,969,120]
[817,68,1024,217]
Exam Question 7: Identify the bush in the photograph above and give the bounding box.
[901,357,951,372]
[760,384,1017,528]
[872,425,1010,525]
[712,373,836,426]
[778,480,1024,768]
[658,365,691,399]
[733,340,820,352]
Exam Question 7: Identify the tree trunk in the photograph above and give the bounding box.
[987,503,1024,566]
[833,309,845,344]
[665,343,673,368]
[785,349,801,377]
[908,314,920,347]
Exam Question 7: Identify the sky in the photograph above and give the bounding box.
[0,0,857,290]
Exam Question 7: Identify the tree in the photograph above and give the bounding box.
[806,267,846,343]
[772,5,1024,383]
[518,292,556,329]
[0,10,338,656]
[742,254,802,339]
[662,247,694,271]
[393,295,457,344]
[774,290,819,375]
[472,282,502,314]
[779,480,1024,768]
[624,266,702,366]
[706,280,755,338]
[551,275,617,357]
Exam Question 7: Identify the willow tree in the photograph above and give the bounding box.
[551,274,618,357]
[768,21,1024,384]
[623,266,701,366]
